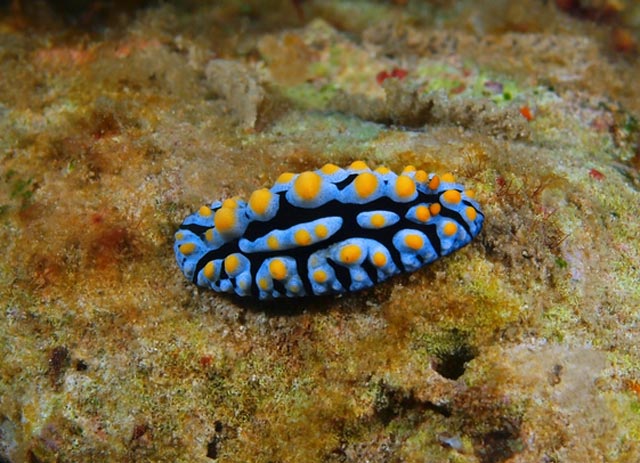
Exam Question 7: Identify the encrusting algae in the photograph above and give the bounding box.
[1,1,640,462]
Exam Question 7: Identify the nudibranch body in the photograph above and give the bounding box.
[174,161,483,299]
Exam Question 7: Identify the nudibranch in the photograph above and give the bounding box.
[174,161,484,299]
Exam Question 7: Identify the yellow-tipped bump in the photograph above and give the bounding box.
[466,206,477,221]
[267,235,279,250]
[289,282,301,293]
[199,206,212,217]
[222,198,238,209]
[224,254,240,275]
[203,261,216,280]
[294,171,323,201]
[415,170,428,183]
[313,270,327,283]
[349,160,368,171]
[321,163,340,174]
[214,207,236,233]
[315,224,328,239]
[429,203,441,216]
[372,252,387,267]
[179,242,196,255]
[269,259,287,280]
[339,244,362,264]
[415,205,430,222]
[404,234,423,250]
[276,172,295,183]
[443,222,457,236]
[442,189,461,204]
[294,229,312,246]
[441,172,455,183]
[354,172,378,199]
[249,188,274,215]
[370,213,385,228]
[395,175,416,199]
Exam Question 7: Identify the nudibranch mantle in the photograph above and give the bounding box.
[174,162,484,299]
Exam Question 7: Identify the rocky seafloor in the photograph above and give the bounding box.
[1,1,640,462]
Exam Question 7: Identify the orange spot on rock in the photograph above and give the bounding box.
[200,355,214,368]
[90,226,133,267]
[114,38,162,59]
[589,168,605,180]
[34,46,96,68]
[612,28,636,53]
[450,83,466,94]
[520,106,534,121]
[391,67,408,79]
[377,67,408,85]
[90,213,105,225]
[376,70,390,85]
[87,214,142,272]
[630,148,640,171]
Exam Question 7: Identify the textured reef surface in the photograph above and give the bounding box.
[1,1,640,462]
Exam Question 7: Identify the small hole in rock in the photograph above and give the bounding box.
[433,344,476,380]
[206,437,218,459]
[477,424,523,463]
[214,420,223,433]
[75,359,88,371]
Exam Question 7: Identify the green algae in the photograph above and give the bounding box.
[258,110,384,155]
[277,82,339,110]
[413,62,527,106]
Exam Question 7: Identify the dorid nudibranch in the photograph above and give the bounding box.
[175,162,484,299]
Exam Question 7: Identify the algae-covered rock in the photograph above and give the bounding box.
[205,59,264,129]
[1,1,640,462]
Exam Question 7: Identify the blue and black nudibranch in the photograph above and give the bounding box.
[174,161,484,299]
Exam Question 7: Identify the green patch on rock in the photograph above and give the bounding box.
[278,82,339,110]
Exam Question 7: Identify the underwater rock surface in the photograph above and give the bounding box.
[1,1,639,462]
